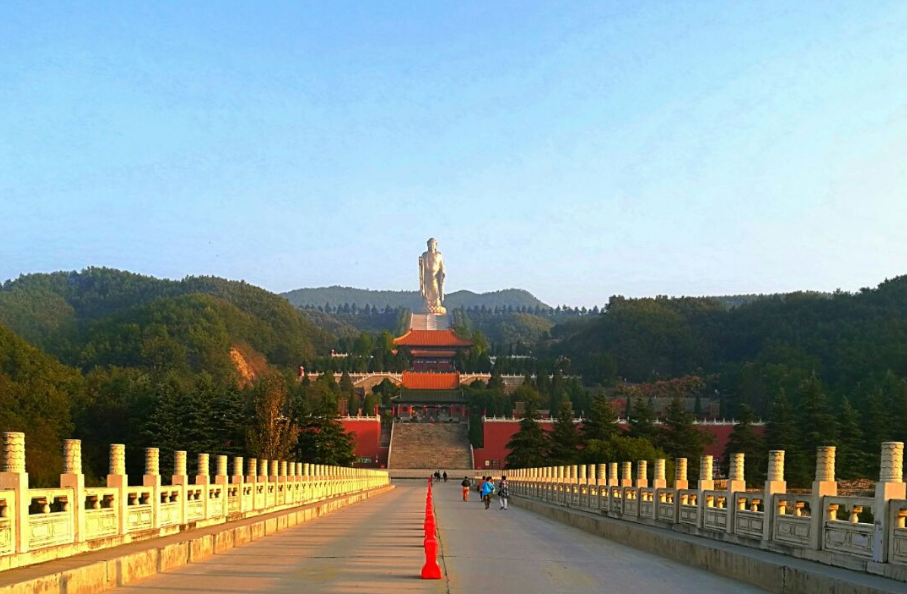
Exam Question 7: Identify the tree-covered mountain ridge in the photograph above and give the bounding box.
[281,286,549,310]
[0,267,333,375]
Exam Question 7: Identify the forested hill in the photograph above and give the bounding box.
[555,276,907,415]
[0,268,333,374]
[281,286,549,310]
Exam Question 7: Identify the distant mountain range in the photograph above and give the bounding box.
[281,286,549,310]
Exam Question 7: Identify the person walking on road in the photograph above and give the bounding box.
[498,476,510,510]
[443,471,448,482]
[461,476,470,502]
[480,477,495,510]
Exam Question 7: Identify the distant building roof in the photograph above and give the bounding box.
[393,329,473,348]
[402,372,461,390]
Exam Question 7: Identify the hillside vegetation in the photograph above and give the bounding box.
[282,285,549,310]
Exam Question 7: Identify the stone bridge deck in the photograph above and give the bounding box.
[94,484,770,594]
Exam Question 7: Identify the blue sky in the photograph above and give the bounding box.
[1,2,906,306]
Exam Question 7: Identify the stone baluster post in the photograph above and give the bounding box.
[247,458,259,510]
[216,455,228,483]
[874,442,906,562]
[106,443,128,535]
[674,458,688,490]
[197,453,210,486]
[763,450,786,541]
[259,458,268,484]
[698,455,714,491]
[726,453,745,534]
[653,458,667,489]
[635,460,648,488]
[608,462,618,487]
[60,439,85,543]
[144,447,162,528]
[232,456,245,513]
[279,461,288,504]
[620,462,632,487]
[597,464,607,486]
[1,432,28,554]
[579,464,587,485]
[728,453,745,494]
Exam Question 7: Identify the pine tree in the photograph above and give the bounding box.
[505,396,548,468]
[765,389,809,487]
[796,374,837,455]
[548,400,580,464]
[628,398,659,443]
[722,403,765,484]
[660,396,712,466]
[296,398,356,465]
[339,370,355,396]
[582,388,619,442]
[837,397,868,480]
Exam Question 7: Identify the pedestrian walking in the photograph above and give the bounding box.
[461,476,470,502]
[443,471,448,482]
[498,476,510,510]
[480,476,495,510]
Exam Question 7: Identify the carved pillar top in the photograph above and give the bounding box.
[620,462,632,482]
[2,432,26,474]
[654,459,666,481]
[880,442,904,483]
[198,453,210,477]
[233,456,244,477]
[248,458,258,476]
[217,455,228,477]
[675,458,688,481]
[729,453,744,482]
[700,455,713,480]
[174,451,187,477]
[636,460,648,480]
[145,448,160,475]
[815,446,836,482]
[63,439,82,474]
[767,450,785,482]
[109,444,126,476]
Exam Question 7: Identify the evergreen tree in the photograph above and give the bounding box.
[548,400,580,464]
[627,398,659,443]
[660,396,712,467]
[296,398,356,465]
[765,389,809,486]
[721,403,765,484]
[246,378,299,461]
[582,388,619,442]
[339,370,355,396]
[837,397,868,480]
[505,394,548,468]
[796,374,837,455]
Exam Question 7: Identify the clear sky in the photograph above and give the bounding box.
[2,2,906,306]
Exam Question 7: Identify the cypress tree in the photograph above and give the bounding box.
[765,389,809,487]
[628,398,659,443]
[582,388,619,442]
[837,397,868,480]
[505,396,547,468]
[660,396,712,465]
[722,403,765,484]
[548,400,580,464]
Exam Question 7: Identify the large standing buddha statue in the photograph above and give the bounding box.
[419,237,446,315]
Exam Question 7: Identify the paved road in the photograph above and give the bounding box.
[436,480,768,594]
[114,482,767,594]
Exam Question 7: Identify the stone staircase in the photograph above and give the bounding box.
[388,422,473,469]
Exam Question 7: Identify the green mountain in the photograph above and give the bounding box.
[281,286,549,310]
[0,320,81,485]
[0,268,334,375]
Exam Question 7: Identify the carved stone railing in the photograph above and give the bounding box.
[0,433,390,572]
[505,442,907,583]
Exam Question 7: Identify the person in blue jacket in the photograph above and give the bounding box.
[480,477,495,510]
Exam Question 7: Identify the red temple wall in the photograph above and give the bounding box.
[339,418,385,468]
[473,420,763,470]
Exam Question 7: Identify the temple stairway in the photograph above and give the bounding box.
[388,422,473,469]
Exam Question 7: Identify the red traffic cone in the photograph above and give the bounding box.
[421,534,442,579]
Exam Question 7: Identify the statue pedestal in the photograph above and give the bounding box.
[426,305,447,315]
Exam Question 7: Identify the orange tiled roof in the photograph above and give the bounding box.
[401,372,461,390]
[393,329,473,347]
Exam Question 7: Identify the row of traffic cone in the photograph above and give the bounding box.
[421,479,442,579]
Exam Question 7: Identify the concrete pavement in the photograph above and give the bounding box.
[106,481,768,594]
[434,479,769,594]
